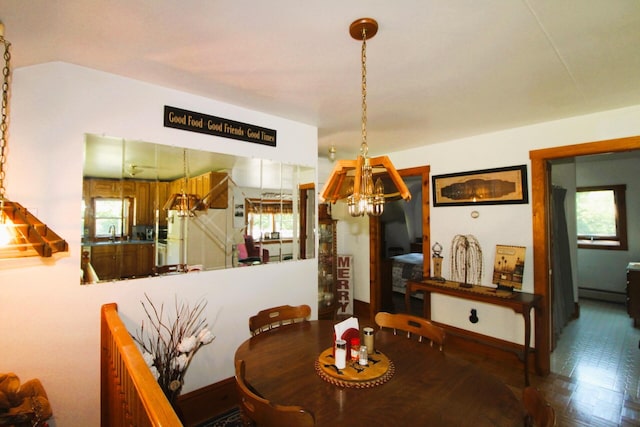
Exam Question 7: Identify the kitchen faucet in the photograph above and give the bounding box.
[108,225,116,241]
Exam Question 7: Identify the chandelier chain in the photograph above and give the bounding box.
[360,28,368,157]
[182,149,188,193]
[0,35,10,201]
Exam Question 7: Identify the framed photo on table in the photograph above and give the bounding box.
[432,164,528,207]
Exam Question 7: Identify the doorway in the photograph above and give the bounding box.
[368,165,430,321]
[530,135,640,375]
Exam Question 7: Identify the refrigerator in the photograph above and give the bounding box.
[166,209,229,270]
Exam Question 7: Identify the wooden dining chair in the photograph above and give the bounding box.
[374,311,446,351]
[249,304,312,336]
[235,359,315,427]
[523,386,556,427]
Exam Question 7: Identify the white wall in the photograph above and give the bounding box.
[0,63,318,427]
[336,104,640,345]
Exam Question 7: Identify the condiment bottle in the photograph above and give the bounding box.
[363,327,375,354]
[358,345,368,365]
[335,339,347,369]
[350,337,360,361]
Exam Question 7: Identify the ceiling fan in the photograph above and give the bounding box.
[126,163,155,177]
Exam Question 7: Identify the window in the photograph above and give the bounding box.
[246,198,294,240]
[576,185,627,250]
[94,198,132,238]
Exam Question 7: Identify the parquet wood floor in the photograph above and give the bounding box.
[392,296,640,426]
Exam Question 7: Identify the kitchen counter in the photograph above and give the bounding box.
[83,239,155,246]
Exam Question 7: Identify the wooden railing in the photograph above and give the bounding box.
[100,303,183,427]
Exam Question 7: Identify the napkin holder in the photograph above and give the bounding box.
[333,327,360,357]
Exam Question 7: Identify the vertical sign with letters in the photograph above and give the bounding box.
[336,255,353,315]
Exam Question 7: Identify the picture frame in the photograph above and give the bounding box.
[492,245,526,291]
[432,164,528,207]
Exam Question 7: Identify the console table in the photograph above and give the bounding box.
[406,278,542,385]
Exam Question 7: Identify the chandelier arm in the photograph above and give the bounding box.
[368,156,412,201]
[319,159,357,203]
[329,173,347,202]
[352,156,365,197]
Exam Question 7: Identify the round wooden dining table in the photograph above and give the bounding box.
[234,320,524,426]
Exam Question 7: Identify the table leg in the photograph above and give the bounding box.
[523,307,532,386]
[423,291,432,319]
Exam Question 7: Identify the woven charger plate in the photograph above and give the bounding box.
[314,347,394,388]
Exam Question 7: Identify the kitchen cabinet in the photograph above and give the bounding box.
[189,174,205,202]
[187,171,228,209]
[318,205,337,320]
[91,244,119,281]
[155,181,170,226]
[202,171,228,209]
[88,178,135,198]
[89,179,119,197]
[135,181,152,225]
[90,243,155,281]
[124,243,154,278]
[627,262,640,327]
[136,243,155,277]
[163,172,229,212]
[120,244,139,278]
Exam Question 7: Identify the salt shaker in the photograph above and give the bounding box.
[358,345,368,365]
[363,327,375,354]
[335,339,347,369]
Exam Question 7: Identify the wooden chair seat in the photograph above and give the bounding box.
[523,386,556,427]
[374,312,446,351]
[235,359,315,427]
[249,304,311,336]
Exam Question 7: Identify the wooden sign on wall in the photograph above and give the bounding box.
[164,105,277,147]
[337,255,353,315]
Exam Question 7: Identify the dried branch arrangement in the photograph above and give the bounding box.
[450,234,483,285]
[132,294,215,405]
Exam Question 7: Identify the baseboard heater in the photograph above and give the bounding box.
[578,287,626,304]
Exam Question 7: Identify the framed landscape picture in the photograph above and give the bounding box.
[432,164,528,207]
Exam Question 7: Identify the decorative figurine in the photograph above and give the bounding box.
[431,242,445,281]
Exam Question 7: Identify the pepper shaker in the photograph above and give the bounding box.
[363,327,375,354]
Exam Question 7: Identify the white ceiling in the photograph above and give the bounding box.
[1,0,640,159]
